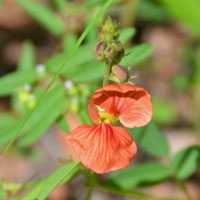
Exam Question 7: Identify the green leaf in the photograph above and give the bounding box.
[0,114,15,132]
[46,45,94,76]
[0,114,28,147]
[18,85,67,146]
[37,162,80,200]
[18,41,35,71]
[16,0,65,35]
[0,69,37,97]
[62,34,78,52]
[22,181,45,200]
[161,0,200,35]
[52,0,67,11]
[105,162,171,190]
[119,28,136,44]
[138,0,167,23]
[67,61,104,83]
[0,85,66,147]
[130,122,169,157]
[86,25,97,46]
[121,44,154,66]
[172,146,200,180]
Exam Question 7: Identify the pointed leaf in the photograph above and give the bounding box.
[0,69,37,97]
[119,28,136,44]
[121,44,154,66]
[17,0,65,35]
[37,162,80,200]
[172,146,200,180]
[106,162,171,190]
[130,122,169,157]
[18,41,35,71]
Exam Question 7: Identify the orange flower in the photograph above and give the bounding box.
[66,85,153,174]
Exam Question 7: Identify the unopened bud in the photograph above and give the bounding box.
[99,17,119,43]
[95,42,107,62]
[112,40,125,63]
[104,41,125,64]
[112,40,123,52]
[112,64,128,83]
[105,45,115,59]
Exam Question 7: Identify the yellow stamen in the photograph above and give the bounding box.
[99,111,117,123]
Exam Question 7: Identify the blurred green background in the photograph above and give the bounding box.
[0,0,200,199]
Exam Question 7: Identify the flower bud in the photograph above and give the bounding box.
[112,40,123,52]
[104,41,125,64]
[105,45,115,59]
[95,42,107,62]
[99,17,119,43]
[112,40,125,63]
[112,64,128,83]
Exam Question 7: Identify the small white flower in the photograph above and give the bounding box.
[24,84,31,91]
[36,64,46,74]
[64,80,74,89]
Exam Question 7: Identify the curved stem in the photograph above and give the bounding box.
[85,187,94,200]
[167,156,193,200]
[96,184,185,200]
[82,167,185,200]
[174,177,193,200]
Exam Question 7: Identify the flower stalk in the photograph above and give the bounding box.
[103,60,112,86]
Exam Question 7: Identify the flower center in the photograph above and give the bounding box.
[99,111,117,123]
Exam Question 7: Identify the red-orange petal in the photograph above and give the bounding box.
[88,100,99,124]
[66,123,137,174]
[90,84,153,128]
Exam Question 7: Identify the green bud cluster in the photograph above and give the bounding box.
[1,179,21,197]
[17,85,36,109]
[99,17,119,44]
[95,17,125,64]
[64,80,91,113]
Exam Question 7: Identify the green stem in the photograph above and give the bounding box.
[167,156,193,200]
[174,177,193,200]
[103,61,112,86]
[96,185,185,200]
[82,167,184,200]
[85,187,94,200]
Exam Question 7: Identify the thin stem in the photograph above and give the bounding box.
[174,177,193,200]
[167,156,193,200]
[103,61,112,86]
[81,165,98,185]
[96,184,185,200]
[82,167,184,200]
[85,187,94,200]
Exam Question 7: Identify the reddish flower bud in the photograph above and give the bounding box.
[95,41,107,62]
[112,64,128,82]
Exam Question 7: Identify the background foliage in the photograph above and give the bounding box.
[0,0,200,199]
